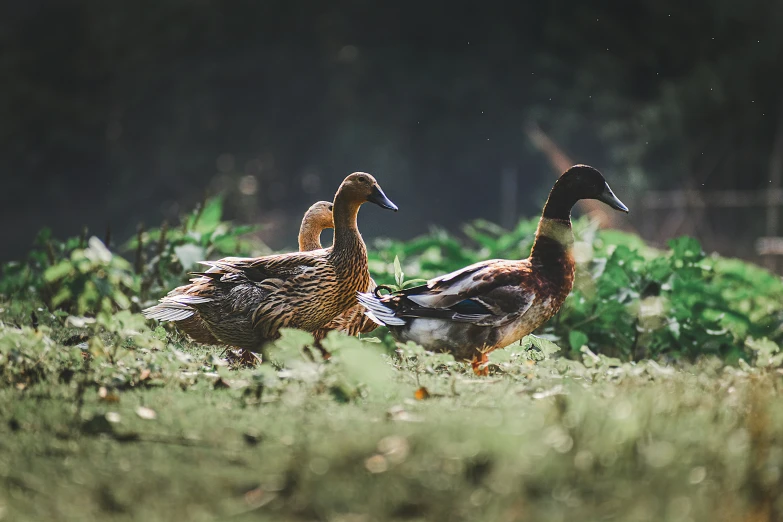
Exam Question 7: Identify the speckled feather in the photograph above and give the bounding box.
[315,277,379,340]
[143,173,395,351]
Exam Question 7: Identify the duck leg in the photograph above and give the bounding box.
[471,352,490,376]
[311,329,332,360]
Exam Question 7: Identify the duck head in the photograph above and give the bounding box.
[301,201,334,231]
[299,200,334,251]
[336,172,398,212]
[542,164,629,219]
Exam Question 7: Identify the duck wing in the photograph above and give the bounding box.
[143,250,330,321]
[360,260,536,327]
[198,250,329,284]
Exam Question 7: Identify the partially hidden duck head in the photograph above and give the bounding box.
[298,201,334,252]
[542,164,629,220]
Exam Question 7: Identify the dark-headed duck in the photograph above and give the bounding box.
[358,165,627,375]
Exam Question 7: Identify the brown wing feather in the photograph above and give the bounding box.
[379,260,537,327]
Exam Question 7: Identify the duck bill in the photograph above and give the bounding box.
[367,185,398,211]
[596,183,629,213]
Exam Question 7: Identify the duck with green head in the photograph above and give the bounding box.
[358,165,628,374]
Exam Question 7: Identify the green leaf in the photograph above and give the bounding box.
[525,335,562,358]
[396,340,426,358]
[211,235,237,254]
[488,349,513,364]
[325,333,395,396]
[86,237,113,264]
[394,256,404,288]
[192,196,224,234]
[569,330,589,351]
[669,237,704,264]
[745,337,781,368]
[225,224,260,237]
[113,291,131,310]
[51,287,72,308]
[268,328,315,366]
[174,244,206,272]
[43,260,73,282]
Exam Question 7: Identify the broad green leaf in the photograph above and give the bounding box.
[174,244,206,272]
[269,328,316,366]
[326,333,395,396]
[488,349,513,364]
[191,196,224,234]
[86,237,113,264]
[43,260,73,282]
[569,330,589,352]
[525,335,561,358]
[669,236,704,263]
[51,287,72,308]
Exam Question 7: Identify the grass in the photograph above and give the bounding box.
[3,202,783,521]
[1,305,783,522]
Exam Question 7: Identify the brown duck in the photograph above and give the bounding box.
[167,200,337,346]
[358,165,628,374]
[143,173,397,354]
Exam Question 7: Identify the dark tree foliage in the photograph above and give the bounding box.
[1,0,781,259]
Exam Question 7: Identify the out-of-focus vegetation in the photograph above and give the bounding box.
[2,201,783,520]
[4,197,783,366]
[1,319,783,521]
[0,197,267,319]
[370,218,783,364]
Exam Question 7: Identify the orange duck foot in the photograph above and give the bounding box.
[471,353,489,376]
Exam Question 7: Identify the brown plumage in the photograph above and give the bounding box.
[143,173,397,355]
[168,201,337,346]
[358,165,629,375]
[295,202,379,341]
[319,300,379,338]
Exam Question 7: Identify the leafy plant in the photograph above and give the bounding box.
[42,237,139,316]
[3,197,783,367]
[0,196,266,321]
[371,217,783,365]
[123,196,268,303]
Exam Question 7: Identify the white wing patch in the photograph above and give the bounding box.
[357,292,406,326]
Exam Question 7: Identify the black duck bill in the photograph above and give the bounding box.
[596,183,629,213]
[367,185,398,211]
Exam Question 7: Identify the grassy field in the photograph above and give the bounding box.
[3,204,783,521]
[2,308,783,522]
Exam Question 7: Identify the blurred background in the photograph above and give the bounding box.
[2,0,782,268]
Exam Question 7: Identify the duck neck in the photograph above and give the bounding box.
[529,180,577,264]
[541,180,579,221]
[529,217,574,266]
[331,196,367,269]
[298,221,323,252]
